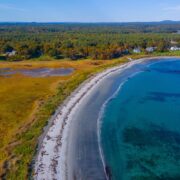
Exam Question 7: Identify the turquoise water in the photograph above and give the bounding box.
[100,59,180,180]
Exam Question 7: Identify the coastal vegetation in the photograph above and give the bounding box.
[0,57,133,179]
[0,23,180,61]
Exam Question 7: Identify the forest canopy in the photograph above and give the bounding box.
[0,22,180,61]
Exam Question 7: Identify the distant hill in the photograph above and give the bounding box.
[0,21,180,34]
[0,20,180,25]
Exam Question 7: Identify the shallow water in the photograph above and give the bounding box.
[0,67,74,77]
[100,59,180,180]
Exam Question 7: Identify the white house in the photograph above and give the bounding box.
[6,50,16,57]
[133,48,141,53]
[170,47,180,51]
[146,47,156,53]
[177,30,180,34]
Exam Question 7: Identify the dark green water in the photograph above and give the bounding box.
[100,59,180,180]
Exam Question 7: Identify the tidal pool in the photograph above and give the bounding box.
[0,67,74,77]
[100,59,180,180]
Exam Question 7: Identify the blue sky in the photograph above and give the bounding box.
[0,0,180,22]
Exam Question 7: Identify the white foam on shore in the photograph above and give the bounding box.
[34,57,164,180]
[97,66,148,179]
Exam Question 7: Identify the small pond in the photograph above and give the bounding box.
[0,67,74,77]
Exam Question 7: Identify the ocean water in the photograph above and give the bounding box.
[100,59,180,180]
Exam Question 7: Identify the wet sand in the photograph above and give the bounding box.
[34,57,175,180]
[65,60,153,180]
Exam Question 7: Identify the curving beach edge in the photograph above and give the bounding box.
[33,57,177,180]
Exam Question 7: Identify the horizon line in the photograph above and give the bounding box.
[0,20,180,24]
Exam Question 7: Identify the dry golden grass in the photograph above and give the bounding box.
[0,58,131,179]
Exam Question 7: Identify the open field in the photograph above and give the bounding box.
[0,57,136,179]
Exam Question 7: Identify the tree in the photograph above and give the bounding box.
[3,44,14,53]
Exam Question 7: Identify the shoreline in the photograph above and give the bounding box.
[97,68,146,179]
[34,56,179,179]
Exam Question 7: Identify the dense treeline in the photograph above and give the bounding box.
[0,22,180,61]
[1,21,180,33]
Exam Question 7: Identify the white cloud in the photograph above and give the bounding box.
[0,3,26,12]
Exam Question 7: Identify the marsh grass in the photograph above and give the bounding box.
[0,57,131,179]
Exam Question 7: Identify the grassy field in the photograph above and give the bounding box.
[0,57,136,179]
[152,50,180,56]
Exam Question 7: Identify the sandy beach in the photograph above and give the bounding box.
[34,57,175,180]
